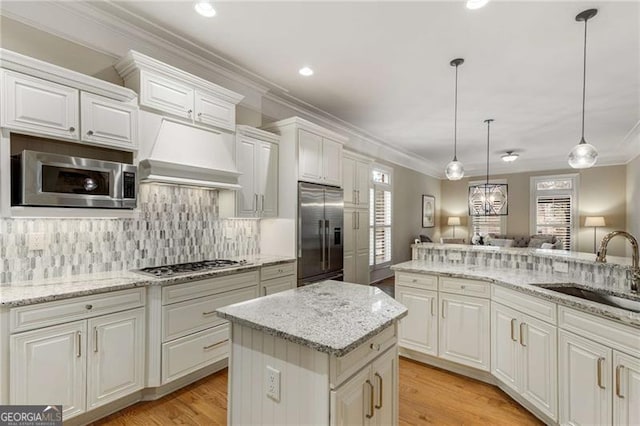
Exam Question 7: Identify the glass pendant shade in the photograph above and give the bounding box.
[568,139,598,169]
[445,159,464,180]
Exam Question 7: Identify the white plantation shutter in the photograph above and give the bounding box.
[370,167,392,267]
[531,175,577,251]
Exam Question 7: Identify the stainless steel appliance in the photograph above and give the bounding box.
[134,259,248,277]
[298,182,344,286]
[11,150,137,209]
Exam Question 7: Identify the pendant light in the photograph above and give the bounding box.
[568,8,598,169]
[468,119,508,216]
[445,58,465,180]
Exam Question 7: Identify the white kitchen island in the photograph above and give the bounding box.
[216,280,407,426]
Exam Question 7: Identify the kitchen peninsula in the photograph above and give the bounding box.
[216,280,407,426]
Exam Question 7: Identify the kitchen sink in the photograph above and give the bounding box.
[536,284,640,313]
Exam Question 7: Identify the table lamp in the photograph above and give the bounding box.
[448,216,461,238]
[584,216,605,253]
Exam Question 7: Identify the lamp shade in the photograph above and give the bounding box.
[447,216,461,226]
[584,216,605,227]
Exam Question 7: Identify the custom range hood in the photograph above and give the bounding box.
[137,112,241,189]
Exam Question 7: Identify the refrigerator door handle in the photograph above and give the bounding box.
[326,219,331,271]
[319,220,325,270]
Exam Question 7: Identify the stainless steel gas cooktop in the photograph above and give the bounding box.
[135,259,248,277]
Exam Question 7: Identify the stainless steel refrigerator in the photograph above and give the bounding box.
[298,182,344,286]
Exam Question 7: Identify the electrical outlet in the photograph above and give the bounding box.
[27,233,46,251]
[266,366,280,402]
[553,261,569,273]
[448,252,462,261]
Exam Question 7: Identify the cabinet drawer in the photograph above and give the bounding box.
[10,288,145,333]
[329,324,396,389]
[162,286,257,342]
[260,262,296,281]
[439,276,490,298]
[161,324,229,384]
[260,275,296,297]
[492,285,557,324]
[162,271,258,305]
[395,272,437,290]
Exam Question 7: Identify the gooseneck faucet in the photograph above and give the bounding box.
[596,231,640,292]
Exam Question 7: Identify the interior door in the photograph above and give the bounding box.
[298,182,326,282]
[325,186,344,275]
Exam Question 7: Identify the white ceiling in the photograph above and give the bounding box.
[17,1,640,176]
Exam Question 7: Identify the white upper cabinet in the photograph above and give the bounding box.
[343,152,370,208]
[80,92,138,150]
[115,51,244,132]
[235,126,279,218]
[298,128,344,186]
[1,69,79,140]
[322,137,343,187]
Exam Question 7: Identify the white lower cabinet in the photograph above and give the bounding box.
[9,292,145,421]
[492,302,557,421]
[613,351,640,425]
[438,292,490,371]
[396,286,438,356]
[331,346,397,426]
[344,208,369,285]
[261,275,296,296]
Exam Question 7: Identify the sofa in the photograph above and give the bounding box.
[485,234,564,250]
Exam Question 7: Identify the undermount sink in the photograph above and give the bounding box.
[536,284,640,313]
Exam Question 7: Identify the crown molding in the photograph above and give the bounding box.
[236,125,280,144]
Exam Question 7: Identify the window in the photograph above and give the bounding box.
[468,179,507,236]
[530,174,578,250]
[370,166,392,268]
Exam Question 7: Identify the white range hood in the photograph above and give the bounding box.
[137,111,241,190]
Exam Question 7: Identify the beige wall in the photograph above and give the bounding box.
[441,165,628,257]
[627,155,640,256]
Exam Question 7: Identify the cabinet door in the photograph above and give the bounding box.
[10,321,86,419]
[439,293,490,371]
[371,348,397,426]
[343,209,356,283]
[80,92,138,150]
[298,129,323,183]
[491,302,520,392]
[323,138,343,187]
[261,275,295,296]
[87,308,144,409]
[1,70,79,139]
[140,70,194,119]
[343,156,356,206]
[236,136,258,217]
[559,330,612,426]
[520,315,557,421]
[194,90,235,131]
[355,251,370,286]
[258,141,278,218]
[613,351,640,426]
[355,160,370,207]
[396,286,438,356]
[331,365,371,426]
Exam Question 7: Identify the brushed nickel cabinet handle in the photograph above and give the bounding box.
[510,319,517,342]
[76,331,82,358]
[261,195,265,213]
[442,300,446,319]
[254,194,258,212]
[353,190,356,203]
[597,357,606,389]
[430,298,435,316]
[202,310,216,316]
[519,323,527,347]
[616,365,624,398]
[262,286,267,297]
[352,211,356,229]
[204,339,228,351]
[94,327,98,353]
[365,379,374,419]
[374,372,383,409]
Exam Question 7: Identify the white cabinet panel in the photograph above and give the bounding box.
[194,90,235,131]
[87,308,144,409]
[613,351,640,426]
[235,133,278,218]
[236,136,257,216]
[10,321,86,419]
[491,303,520,391]
[397,286,438,356]
[2,69,79,139]
[355,160,370,207]
[258,141,278,217]
[559,330,612,426]
[344,209,369,285]
[80,92,138,150]
[261,275,295,296]
[323,138,343,187]
[343,156,356,205]
[140,70,193,119]
[343,156,369,207]
[298,129,323,182]
[371,347,396,426]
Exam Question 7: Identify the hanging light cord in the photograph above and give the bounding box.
[486,120,491,185]
[580,17,588,143]
[453,63,459,160]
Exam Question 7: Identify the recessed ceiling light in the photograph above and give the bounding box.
[466,0,489,10]
[299,67,314,77]
[501,152,519,162]
[194,1,216,17]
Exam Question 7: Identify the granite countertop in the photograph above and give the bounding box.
[0,255,296,307]
[391,260,640,328]
[216,280,408,357]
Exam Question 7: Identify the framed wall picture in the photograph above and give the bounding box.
[422,195,435,228]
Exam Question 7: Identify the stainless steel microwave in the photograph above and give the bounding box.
[11,150,137,209]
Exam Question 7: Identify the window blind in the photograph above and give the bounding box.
[369,187,392,266]
[535,195,572,250]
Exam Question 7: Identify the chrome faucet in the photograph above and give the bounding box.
[596,231,640,292]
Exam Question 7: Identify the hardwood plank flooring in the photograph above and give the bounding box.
[93,357,541,425]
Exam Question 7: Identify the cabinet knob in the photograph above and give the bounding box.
[69,126,75,132]
[412,279,417,283]
[85,304,93,310]
[87,130,94,136]
[369,343,381,351]
[187,109,193,115]
[197,112,202,118]
[460,285,466,290]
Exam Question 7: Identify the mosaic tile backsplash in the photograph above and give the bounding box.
[412,244,634,292]
[0,183,259,284]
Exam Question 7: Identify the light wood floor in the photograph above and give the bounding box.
[93,357,541,425]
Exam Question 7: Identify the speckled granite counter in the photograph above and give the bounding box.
[0,255,296,307]
[216,280,408,356]
[391,260,640,328]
